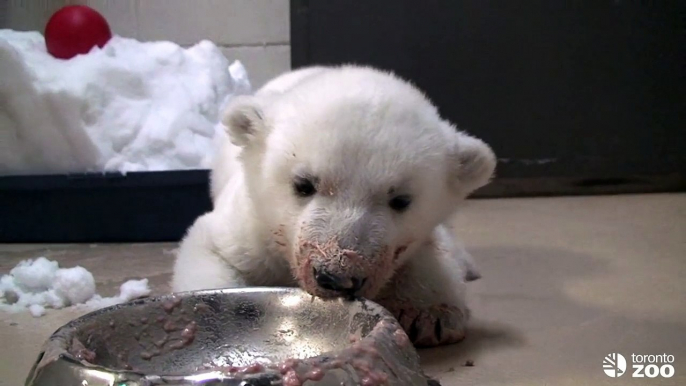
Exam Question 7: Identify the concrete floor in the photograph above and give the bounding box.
[1,194,685,386]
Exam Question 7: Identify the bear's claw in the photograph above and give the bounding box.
[393,304,467,347]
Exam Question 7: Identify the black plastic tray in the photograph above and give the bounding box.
[0,170,212,243]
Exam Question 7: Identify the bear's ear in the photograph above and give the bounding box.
[446,129,497,196]
[221,96,267,148]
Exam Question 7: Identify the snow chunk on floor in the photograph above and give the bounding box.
[0,257,151,317]
[119,278,151,300]
[29,304,45,317]
[10,256,58,292]
[52,266,96,305]
[81,279,151,310]
[0,29,252,175]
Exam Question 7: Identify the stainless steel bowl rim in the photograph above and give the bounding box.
[25,287,431,386]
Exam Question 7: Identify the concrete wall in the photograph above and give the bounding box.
[0,0,291,87]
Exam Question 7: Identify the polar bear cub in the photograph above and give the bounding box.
[171,65,496,347]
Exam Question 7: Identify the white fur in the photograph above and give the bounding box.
[172,65,495,345]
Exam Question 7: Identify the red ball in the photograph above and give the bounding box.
[45,5,112,60]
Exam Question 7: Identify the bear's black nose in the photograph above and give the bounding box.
[313,268,366,295]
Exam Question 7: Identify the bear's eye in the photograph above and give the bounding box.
[293,177,317,197]
[389,195,412,212]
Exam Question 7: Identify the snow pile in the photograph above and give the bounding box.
[81,277,152,310]
[0,257,151,317]
[0,29,252,175]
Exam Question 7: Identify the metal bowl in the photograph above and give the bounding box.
[25,287,438,385]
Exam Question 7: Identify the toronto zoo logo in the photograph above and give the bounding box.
[603,353,627,377]
[603,353,676,379]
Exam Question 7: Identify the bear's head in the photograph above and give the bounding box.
[221,66,495,299]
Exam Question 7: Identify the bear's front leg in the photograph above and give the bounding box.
[171,212,248,292]
[375,228,471,347]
